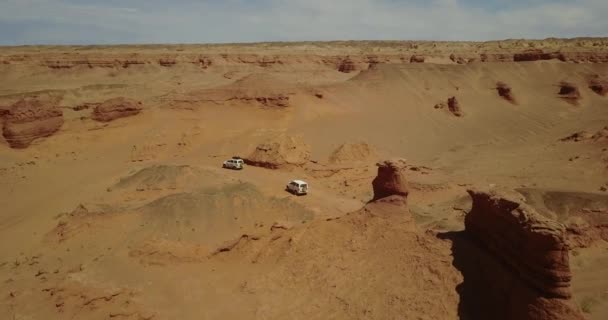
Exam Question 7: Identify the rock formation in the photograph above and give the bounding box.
[91,97,143,122]
[589,78,608,96]
[159,59,177,67]
[0,105,9,118]
[447,97,463,117]
[560,131,593,142]
[496,82,516,104]
[410,55,425,63]
[565,213,608,249]
[371,159,409,202]
[337,57,356,73]
[249,95,289,108]
[463,188,583,320]
[558,82,581,105]
[514,50,564,62]
[560,126,608,143]
[449,53,473,64]
[433,97,463,117]
[1,99,64,149]
[244,135,311,169]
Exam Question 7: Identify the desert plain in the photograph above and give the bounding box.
[1,39,608,319]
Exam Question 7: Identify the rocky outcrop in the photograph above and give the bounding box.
[171,73,293,108]
[0,105,9,117]
[559,52,608,63]
[565,213,608,249]
[463,188,583,320]
[159,59,177,67]
[558,82,581,105]
[514,50,564,62]
[1,99,64,148]
[337,57,356,73]
[91,97,143,122]
[449,53,475,64]
[589,78,608,96]
[448,96,463,117]
[560,131,593,142]
[561,126,608,143]
[433,97,463,117]
[410,55,425,63]
[496,82,516,104]
[244,135,311,169]
[371,159,409,202]
[44,59,148,69]
[235,94,290,108]
[480,53,513,63]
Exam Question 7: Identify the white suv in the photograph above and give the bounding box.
[286,180,308,195]
[223,157,244,170]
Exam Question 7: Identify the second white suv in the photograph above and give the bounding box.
[223,157,244,170]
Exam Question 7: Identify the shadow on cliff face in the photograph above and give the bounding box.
[438,231,571,320]
[438,231,485,320]
[438,188,584,320]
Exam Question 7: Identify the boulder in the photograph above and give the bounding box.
[92,97,142,122]
[2,99,64,149]
[371,159,409,202]
[496,82,516,104]
[447,96,463,117]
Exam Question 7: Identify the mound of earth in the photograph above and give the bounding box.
[1,98,64,148]
[328,142,378,164]
[209,168,463,320]
[140,182,314,246]
[91,97,143,122]
[244,135,311,169]
[110,165,211,192]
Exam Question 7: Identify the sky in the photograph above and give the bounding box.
[0,0,607,45]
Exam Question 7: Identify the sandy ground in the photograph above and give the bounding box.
[1,40,607,319]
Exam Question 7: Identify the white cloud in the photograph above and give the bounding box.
[0,0,606,44]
